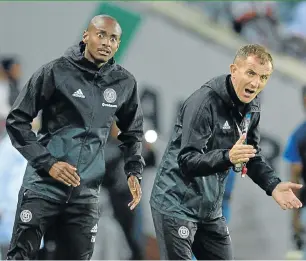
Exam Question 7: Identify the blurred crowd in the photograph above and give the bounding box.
[187,1,306,61]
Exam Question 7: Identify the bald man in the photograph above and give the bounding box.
[5,15,145,260]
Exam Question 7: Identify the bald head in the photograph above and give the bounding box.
[83,14,121,66]
[87,15,122,36]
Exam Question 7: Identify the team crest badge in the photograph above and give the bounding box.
[178,226,190,239]
[103,88,117,103]
[20,210,32,223]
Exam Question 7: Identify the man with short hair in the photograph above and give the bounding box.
[5,14,144,260]
[150,44,303,260]
[283,86,306,257]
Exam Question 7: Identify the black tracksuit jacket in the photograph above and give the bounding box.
[150,74,281,221]
[6,42,145,204]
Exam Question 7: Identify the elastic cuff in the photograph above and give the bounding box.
[127,172,142,184]
[124,161,144,175]
[223,150,233,168]
[266,178,281,196]
[42,157,58,174]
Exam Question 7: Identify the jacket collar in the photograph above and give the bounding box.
[205,74,261,113]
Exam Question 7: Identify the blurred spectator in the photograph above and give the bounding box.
[283,86,306,258]
[0,67,11,122]
[0,135,26,259]
[0,57,21,135]
[229,1,282,52]
[0,117,40,259]
[187,1,281,51]
[0,57,21,106]
[281,2,306,60]
[187,1,306,62]
[283,2,306,39]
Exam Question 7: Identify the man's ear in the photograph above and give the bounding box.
[115,40,121,52]
[230,63,237,75]
[82,30,89,44]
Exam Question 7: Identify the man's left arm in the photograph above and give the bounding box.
[246,113,281,195]
[247,113,303,210]
[115,80,145,210]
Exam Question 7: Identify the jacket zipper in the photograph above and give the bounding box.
[205,175,220,218]
[66,189,73,203]
[206,109,246,216]
[65,131,90,203]
[206,172,228,219]
[66,73,99,203]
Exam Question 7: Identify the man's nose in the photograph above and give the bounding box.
[251,76,260,88]
[101,37,111,47]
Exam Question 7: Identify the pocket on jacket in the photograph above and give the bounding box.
[180,180,202,213]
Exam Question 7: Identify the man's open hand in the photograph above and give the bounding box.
[49,161,80,187]
[128,175,142,210]
[272,182,303,210]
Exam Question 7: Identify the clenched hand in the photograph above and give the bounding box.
[128,175,142,210]
[229,134,256,164]
[49,161,80,187]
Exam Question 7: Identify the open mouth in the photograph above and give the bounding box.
[98,49,111,56]
[245,88,255,95]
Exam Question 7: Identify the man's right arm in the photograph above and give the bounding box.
[6,63,58,174]
[177,92,233,177]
